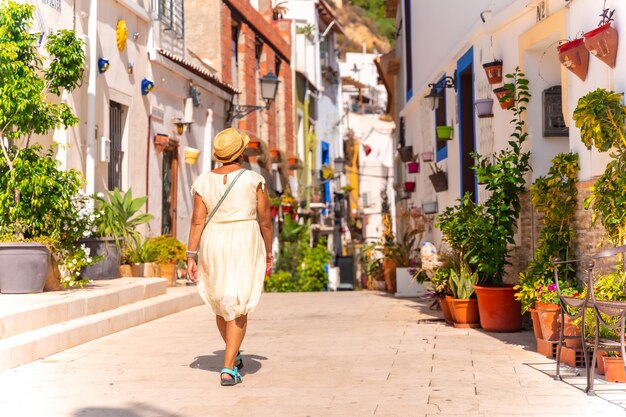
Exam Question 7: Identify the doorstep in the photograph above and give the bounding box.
[0,279,202,372]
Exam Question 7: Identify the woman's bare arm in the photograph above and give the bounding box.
[256,183,273,273]
[187,193,207,282]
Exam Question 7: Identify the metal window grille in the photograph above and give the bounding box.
[159,0,184,39]
[108,102,124,191]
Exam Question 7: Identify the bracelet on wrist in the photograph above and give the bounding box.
[186,250,198,258]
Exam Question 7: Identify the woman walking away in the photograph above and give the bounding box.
[186,128,273,386]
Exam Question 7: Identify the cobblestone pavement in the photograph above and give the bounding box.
[0,291,624,417]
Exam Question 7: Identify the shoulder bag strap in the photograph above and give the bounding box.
[204,169,247,227]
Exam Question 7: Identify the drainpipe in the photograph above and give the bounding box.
[85,0,98,195]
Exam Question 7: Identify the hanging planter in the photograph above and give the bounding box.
[493,86,514,110]
[154,134,169,153]
[407,161,420,173]
[482,60,503,84]
[422,201,438,214]
[398,145,413,162]
[141,78,154,95]
[583,22,619,68]
[436,126,453,140]
[244,139,262,156]
[474,98,494,118]
[270,205,279,218]
[557,38,590,81]
[403,181,416,193]
[269,148,282,163]
[97,57,110,74]
[183,147,201,164]
[287,156,300,169]
[422,151,434,162]
[428,171,448,192]
[363,144,372,156]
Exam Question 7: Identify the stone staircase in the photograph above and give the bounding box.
[0,278,202,372]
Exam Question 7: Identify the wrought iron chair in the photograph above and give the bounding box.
[552,256,593,391]
[586,244,626,395]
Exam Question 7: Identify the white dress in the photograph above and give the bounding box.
[191,169,266,321]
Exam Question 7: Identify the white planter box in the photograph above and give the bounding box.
[328,266,340,291]
[395,267,426,298]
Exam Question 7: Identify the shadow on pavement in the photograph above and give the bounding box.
[189,350,267,375]
[73,403,185,417]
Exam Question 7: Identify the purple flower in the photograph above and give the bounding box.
[548,283,557,291]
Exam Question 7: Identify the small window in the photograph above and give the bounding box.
[159,0,184,39]
[543,86,568,137]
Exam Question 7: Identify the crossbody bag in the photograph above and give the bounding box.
[204,169,247,228]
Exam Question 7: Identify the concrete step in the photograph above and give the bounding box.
[0,278,168,340]
[0,286,202,372]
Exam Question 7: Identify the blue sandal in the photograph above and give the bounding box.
[235,351,243,370]
[220,367,242,386]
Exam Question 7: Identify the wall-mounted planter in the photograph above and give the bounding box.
[558,38,589,81]
[422,151,434,162]
[363,144,372,156]
[244,139,262,156]
[398,145,413,162]
[288,156,301,169]
[269,148,282,163]
[436,126,453,140]
[493,87,514,110]
[407,161,420,173]
[184,147,201,164]
[403,181,416,193]
[422,201,438,214]
[474,98,494,118]
[154,134,169,153]
[428,171,448,192]
[482,60,503,84]
[583,23,619,68]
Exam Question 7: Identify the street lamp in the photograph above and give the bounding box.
[333,156,345,174]
[424,71,457,110]
[227,72,281,125]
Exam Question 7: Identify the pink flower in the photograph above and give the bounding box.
[548,283,557,291]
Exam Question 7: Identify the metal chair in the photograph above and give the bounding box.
[552,257,593,391]
[586,244,626,395]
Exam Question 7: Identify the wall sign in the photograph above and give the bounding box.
[42,0,61,10]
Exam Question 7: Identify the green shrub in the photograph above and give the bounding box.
[143,235,186,264]
[299,238,332,291]
[265,271,298,292]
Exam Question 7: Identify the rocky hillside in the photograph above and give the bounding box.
[326,0,393,54]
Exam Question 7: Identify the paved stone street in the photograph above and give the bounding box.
[0,291,624,417]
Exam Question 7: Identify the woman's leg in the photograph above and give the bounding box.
[222,314,248,378]
[215,315,227,343]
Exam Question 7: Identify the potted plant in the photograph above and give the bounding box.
[127,237,160,277]
[436,125,453,140]
[143,235,186,286]
[493,86,514,110]
[428,163,448,192]
[403,181,416,193]
[558,38,589,81]
[272,0,288,20]
[448,263,480,328]
[0,3,89,293]
[514,153,579,341]
[269,148,282,163]
[81,188,153,280]
[244,138,262,156]
[422,150,434,162]
[422,201,438,214]
[385,229,423,297]
[281,194,297,214]
[269,195,282,218]
[583,7,618,68]
[407,154,420,173]
[474,98,494,118]
[381,189,397,293]
[482,59,503,84]
[288,156,300,169]
[398,145,413,163]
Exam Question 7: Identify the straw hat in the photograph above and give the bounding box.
[212,128,250,163]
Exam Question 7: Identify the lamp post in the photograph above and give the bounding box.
[424,72,457,110]
[226,72,281,125]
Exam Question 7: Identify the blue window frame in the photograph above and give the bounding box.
[321,142,330,205]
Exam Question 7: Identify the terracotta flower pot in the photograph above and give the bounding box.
[445,295,457,323]
[158,262,177,287]
[563,315,583,349]
[483,60,503,84]
[604,356,626,383]
[398,146,413,162]
[474,98,494,118]
[558,38,589,81]
[383,258,397,294]
[407,161,419,173]
[428,171,448,193]
[493,87,514,110]
[288,157,299,169]
[583,23,619,68]
[244,139,262,156]
[449,298,480,328]
[439,296,453,325]
[536,302,560,341]
[597,351,606,375]
[529,308,543,340]
[269,149,281,163]
[403,181,416,193]
[473,285,522,332]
